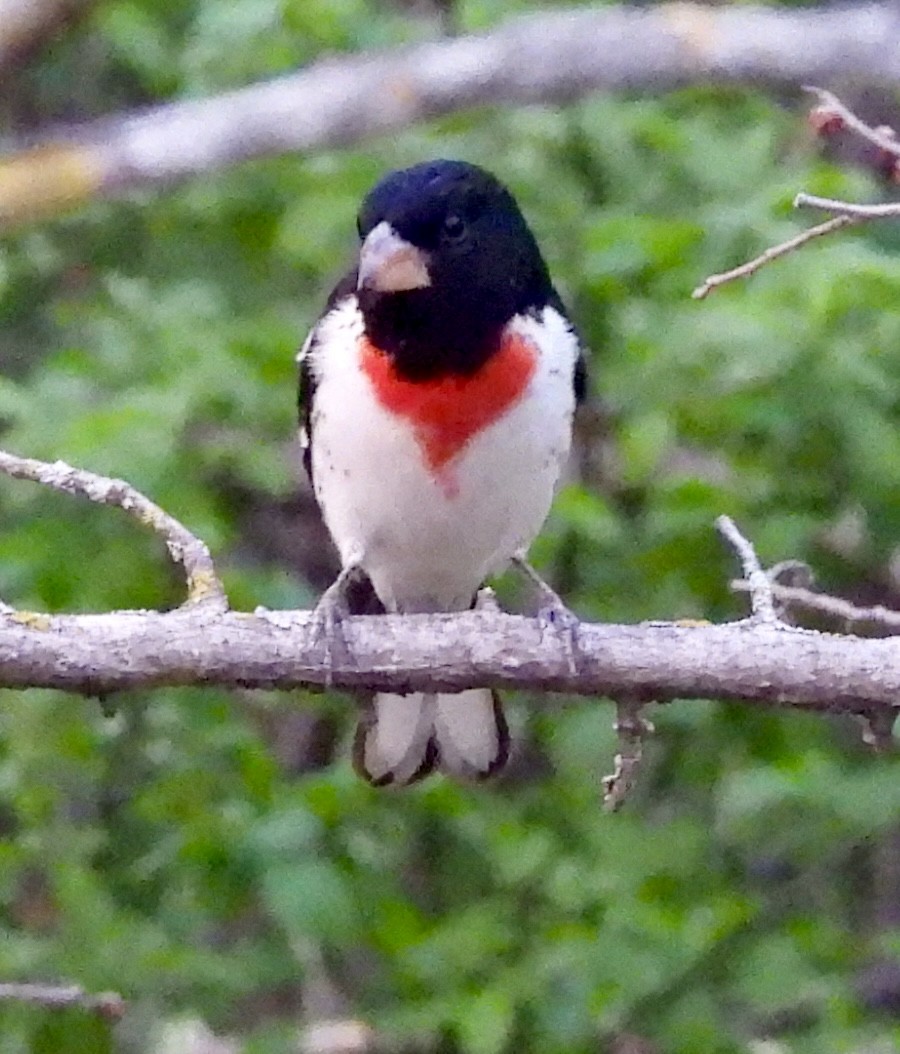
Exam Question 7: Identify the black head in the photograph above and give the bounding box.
[354,160,553,379]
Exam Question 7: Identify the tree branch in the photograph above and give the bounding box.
[0,605,896,714]
[4,2,900,225]
[0,450,896,719]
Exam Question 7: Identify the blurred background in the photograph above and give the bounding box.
[0,0,898,1051]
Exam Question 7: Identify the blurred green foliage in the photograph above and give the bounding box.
[0,1,898,1052]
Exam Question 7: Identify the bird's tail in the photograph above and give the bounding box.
[353,689,509,786]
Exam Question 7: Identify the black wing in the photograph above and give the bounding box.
[573,350,587,405]
[547,288,588,406]
[297,268,359,486]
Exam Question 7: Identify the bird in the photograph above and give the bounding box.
[298,159,587,785]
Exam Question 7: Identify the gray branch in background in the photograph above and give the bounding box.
[2,2,900,225]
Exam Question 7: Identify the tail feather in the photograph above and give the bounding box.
[353,692,436,786]
[434,689,509,779]
[353,689,509,785]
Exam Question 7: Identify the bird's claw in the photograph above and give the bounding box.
[512,556,580,677]
[311,565,364,687]
[310,606,349,689]
[536,597,580,678]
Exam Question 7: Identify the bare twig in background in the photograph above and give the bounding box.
[691,214,860,299]
[694,86,900,297]
[715,516,779,624]
[0,982,125,1019]
[793,192,900,218]
[0,451,227,608]
[602,700,655,812]
[804,85,900,161]
[4,4,900,225]
[731,580,900,634]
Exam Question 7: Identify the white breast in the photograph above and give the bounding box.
[305,299,579,613]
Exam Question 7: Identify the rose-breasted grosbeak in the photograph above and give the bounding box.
[298,159,586,785]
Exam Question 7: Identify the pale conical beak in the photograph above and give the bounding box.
[357,222,431,293]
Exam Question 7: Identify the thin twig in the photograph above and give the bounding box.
[715,516,779,625]
[693,86,900,297]
[803,85,900,161]
[731,580,900,633]
[0,982,125,1019]
[794,192,900,218]
[602,699,654,811]
[691,215,860,299]
[0,450,227,609]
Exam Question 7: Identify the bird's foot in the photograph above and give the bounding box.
[311,564,367,686]
[511,556,580,676]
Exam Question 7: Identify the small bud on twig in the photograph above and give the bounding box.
[808,105,845,137]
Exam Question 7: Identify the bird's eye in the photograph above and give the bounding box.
[442,214,467,242]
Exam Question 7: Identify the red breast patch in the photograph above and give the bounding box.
[360,331,537,474]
